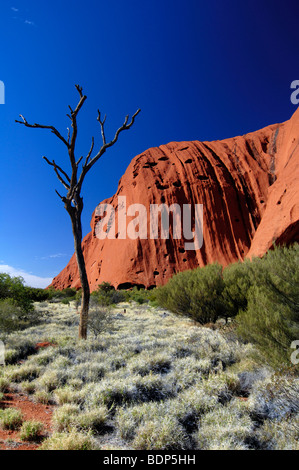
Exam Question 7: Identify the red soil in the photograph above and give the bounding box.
[0,392,54,451]
[35,342,57,351]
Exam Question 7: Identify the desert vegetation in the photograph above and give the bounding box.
[0,244,298,450]
[0,303,297,449]
[156,243,299,369]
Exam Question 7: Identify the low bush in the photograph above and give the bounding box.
[236,244,299,367]
[0,273,34,312]
[88,307,115,338]
[156,263,225,324]
[25,287,49,302]
[47,287,77,303]
[156,243,299,368]
[92,282,125,306]
[0,298,41,333]
[221,258,262,319]
[92,282,156,306]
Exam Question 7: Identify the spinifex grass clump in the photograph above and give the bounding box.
[0,408,23,430]
[39,431,99,450]
[20,420,44,441]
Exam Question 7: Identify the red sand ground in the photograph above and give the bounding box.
[0,392,54,451]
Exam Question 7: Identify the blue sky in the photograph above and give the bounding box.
[0,0,298,287]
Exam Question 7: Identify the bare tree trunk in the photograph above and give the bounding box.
[16,85,140,340]
[68,200,90,340]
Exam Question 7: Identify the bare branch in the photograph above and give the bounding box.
[75,84,83,98]
[15,115,70,148]
[43,156,70,189]
[107,108,141,149]
[97,110,107,145]
[55,189,66,202]
[68,85,87,168]
[87,108,141,171]
[76,156,83,166]
[76,109,141,192]
[83,137,95,168]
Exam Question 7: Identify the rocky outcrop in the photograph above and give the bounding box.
[50,108,299,291]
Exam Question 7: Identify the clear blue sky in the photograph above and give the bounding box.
[0,0,298,287]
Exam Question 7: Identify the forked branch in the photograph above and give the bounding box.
[42,156,71,190]
[85,108,141,172]
[16,85,141,203]
[15,115,70,148]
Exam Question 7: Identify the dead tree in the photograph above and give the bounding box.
[16,85,140,339]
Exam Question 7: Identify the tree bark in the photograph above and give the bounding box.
[68,201,90,340]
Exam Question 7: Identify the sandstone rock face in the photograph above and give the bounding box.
[51,108,299,291]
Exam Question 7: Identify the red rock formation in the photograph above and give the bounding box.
[50,108,299,291]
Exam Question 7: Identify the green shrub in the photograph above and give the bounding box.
[54,386,82,405]
[156,263,225,324]
[8,364,42,383]
[125,287,152,304]
[92,282,125,306]
[25,287,49,302]
[47,287,77,302]
[3,339,37,364]
[237,244,299,367]
[222,259,262,319]
[0,298,40,333]
[0,273,34,312]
